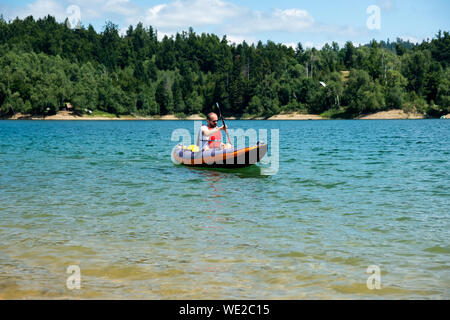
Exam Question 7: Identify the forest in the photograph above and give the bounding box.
[0,15,449,118]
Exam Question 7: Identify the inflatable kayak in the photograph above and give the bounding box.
[172,142,268,168]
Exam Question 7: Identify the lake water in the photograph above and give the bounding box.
[0,120,449,299]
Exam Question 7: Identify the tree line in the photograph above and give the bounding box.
[0,15,449,118]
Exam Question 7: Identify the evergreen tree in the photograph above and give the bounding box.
[0,16,449,118]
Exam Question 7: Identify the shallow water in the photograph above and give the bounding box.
[0,119,449,299]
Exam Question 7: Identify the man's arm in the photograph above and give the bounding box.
[201,125,224,137]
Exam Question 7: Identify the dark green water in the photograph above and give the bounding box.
[0,120,449,299]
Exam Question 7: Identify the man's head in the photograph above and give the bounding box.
[206,112,219,128]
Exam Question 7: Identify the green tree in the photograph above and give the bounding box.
[343,41,356,69]
[186,91,204,115]
[343,70,385,114]
[245,95,263,116]
[0,15,448,118]
[172,79,185,114]
[436,67,450,113]
[100,21,121,70]
[385,70,407,109]
[402,50,431,96]
[155,78,173,114]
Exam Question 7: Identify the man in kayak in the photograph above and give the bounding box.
[196,112,232,151]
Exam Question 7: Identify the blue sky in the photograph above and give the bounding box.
[1,0,449,48]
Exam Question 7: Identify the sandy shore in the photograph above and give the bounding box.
[3,109,435,120]
[4,112,245,121]
[357,109,425,119]
[6,111,206,120]
[268,113,325,120]
[44,111,137,120]
[157,114,204,120]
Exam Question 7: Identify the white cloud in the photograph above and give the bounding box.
[156,30,177,40]
[1,0,370,43]
[313,22,367,38]
[273,8,315,31]
[67,0,140,20]
[303,41,328,50]
[225,34,257,45]
[139,0,241,29]
[9,0,66,21]
[118,26,129,36]
[375,0,395,12]
[104,0,138,17]
[399,35,423,44]
[224,8,314,35]
[282,42,299,50]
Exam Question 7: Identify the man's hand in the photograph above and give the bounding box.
[219,124,228,131]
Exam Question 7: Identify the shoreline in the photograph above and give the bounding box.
[1,109,440,121]
[356,109,426,120]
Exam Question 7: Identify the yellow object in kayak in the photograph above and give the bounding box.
[182,145,200,152]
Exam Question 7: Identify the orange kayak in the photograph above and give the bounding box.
[172,142,268,168]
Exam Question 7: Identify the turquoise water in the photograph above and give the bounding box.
[0,120,449,299]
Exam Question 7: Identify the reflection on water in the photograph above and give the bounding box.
[189,165,270,179]
[203,170,223,198]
